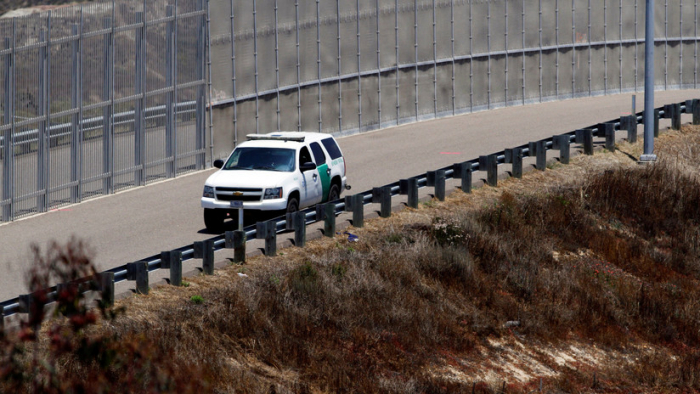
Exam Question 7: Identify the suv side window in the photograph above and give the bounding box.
[321,138,342,160]
[299,146,313,168]
[309,142,327,165]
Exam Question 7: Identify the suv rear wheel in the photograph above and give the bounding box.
[204,208,225,232]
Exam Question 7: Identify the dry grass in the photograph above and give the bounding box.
[4,124,700,393]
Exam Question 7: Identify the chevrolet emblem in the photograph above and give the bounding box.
[233,191,243,196]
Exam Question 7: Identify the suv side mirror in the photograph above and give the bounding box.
[213,159,224,169]
[300,162,316,172]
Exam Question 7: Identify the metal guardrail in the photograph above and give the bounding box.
[1,99,697,320]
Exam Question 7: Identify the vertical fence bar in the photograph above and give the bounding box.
[317,0,322,132]
[206,0,214,161]
[604,0,608,94]
[253,0,259,134]
[37,29,47,213]
[196,0,206,169]
[377,0,382,125]
[71,23,82,202]
[166,6,176,178]
[451,0,456,114]
[433,0,438,115]
[619,0,623,93]
[103,16,114,193]
[504,0,508,105]
[338,0,343,132]
[572,0,576,96]
[414,0,418,120]
[275,0,280,131]
[664,0,668,89]
[395,0,400,124]
[521,0,524,105]
[296,0,301,131]
[635,0,639,90]
[2,35,11,221]
[230,0,238,144]
[358,0,363,128]
[538,0,543,101]
[473,0,477,109]
[555,0,559,97]
[588,0,591,95]
[134,13,144,185]
[487,1,491,108]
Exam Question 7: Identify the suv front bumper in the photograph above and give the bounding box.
[201,197,288,211]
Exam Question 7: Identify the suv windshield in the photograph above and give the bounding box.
[223,147,296,172]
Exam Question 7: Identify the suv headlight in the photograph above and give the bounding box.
[203,185,215,198]
[264,187,283,200]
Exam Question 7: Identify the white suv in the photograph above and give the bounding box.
[201,132,349,232]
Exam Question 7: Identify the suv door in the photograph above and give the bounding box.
[309,142,331,202]
[298,146,322,207]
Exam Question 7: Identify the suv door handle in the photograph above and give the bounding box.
[326,169,331,176]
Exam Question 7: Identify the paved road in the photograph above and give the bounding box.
[1,90,698,302]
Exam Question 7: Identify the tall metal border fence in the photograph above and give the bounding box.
[0,0,207,222]
[208,0,700,160]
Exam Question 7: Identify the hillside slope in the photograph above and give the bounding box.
[3,124,700,393]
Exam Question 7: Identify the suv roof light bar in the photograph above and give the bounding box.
[247,135,306,143]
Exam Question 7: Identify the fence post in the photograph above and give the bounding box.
[2,37,12,221]
[452,162,473,192]
[126,261,149,295]
[37,29,47,213]
[693,99,700,125]
[165,5,177,178]
[621,114,637,143]
[161,250,182,286]
[372,186,391,218]
[256,221,277,256]
[99,272,115,307]
[400,178,419,208]
[71,23,81,203]
[553,135,570,164]
[102,16,113,194]
[324,203,336,237]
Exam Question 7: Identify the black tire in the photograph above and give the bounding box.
[328,183,341,202]
[286,196,299,213]
[203,209,225,233]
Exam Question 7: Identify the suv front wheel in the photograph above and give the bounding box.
[204,208,225,233]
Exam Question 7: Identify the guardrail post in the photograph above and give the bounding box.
[324,203,336,237]
[598,123,616,152]
[576,129,594,155]
[692,99,700,125]
[453,162,473,193]
[161,250,182,286]
[126,261,149,295]
[226,230,248,262]
[664,103,681,130]
[435,170,446,200]
[400,178,419,207]
[99,272,114,307]
[372,186,391,218]
[256,221,277,256]
[292,211,306,246]
[345,194,365,226]
[553,135,571,164]
[529,141,547,171]
[504,148,523,179]
[194,239,215,274]
[0,305,4,332]
[480,155,498,186]
[653,109,660,137]
[621,115,637,143]
[19,293,40,325]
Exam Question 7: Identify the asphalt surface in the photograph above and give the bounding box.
[1,90,698,303]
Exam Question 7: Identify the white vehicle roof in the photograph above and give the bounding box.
[239,132,333,149]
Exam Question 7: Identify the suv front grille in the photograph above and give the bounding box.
[215,187,263,202]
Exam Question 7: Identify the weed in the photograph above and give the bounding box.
[181,281,190,287]
[190,295,204,304]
